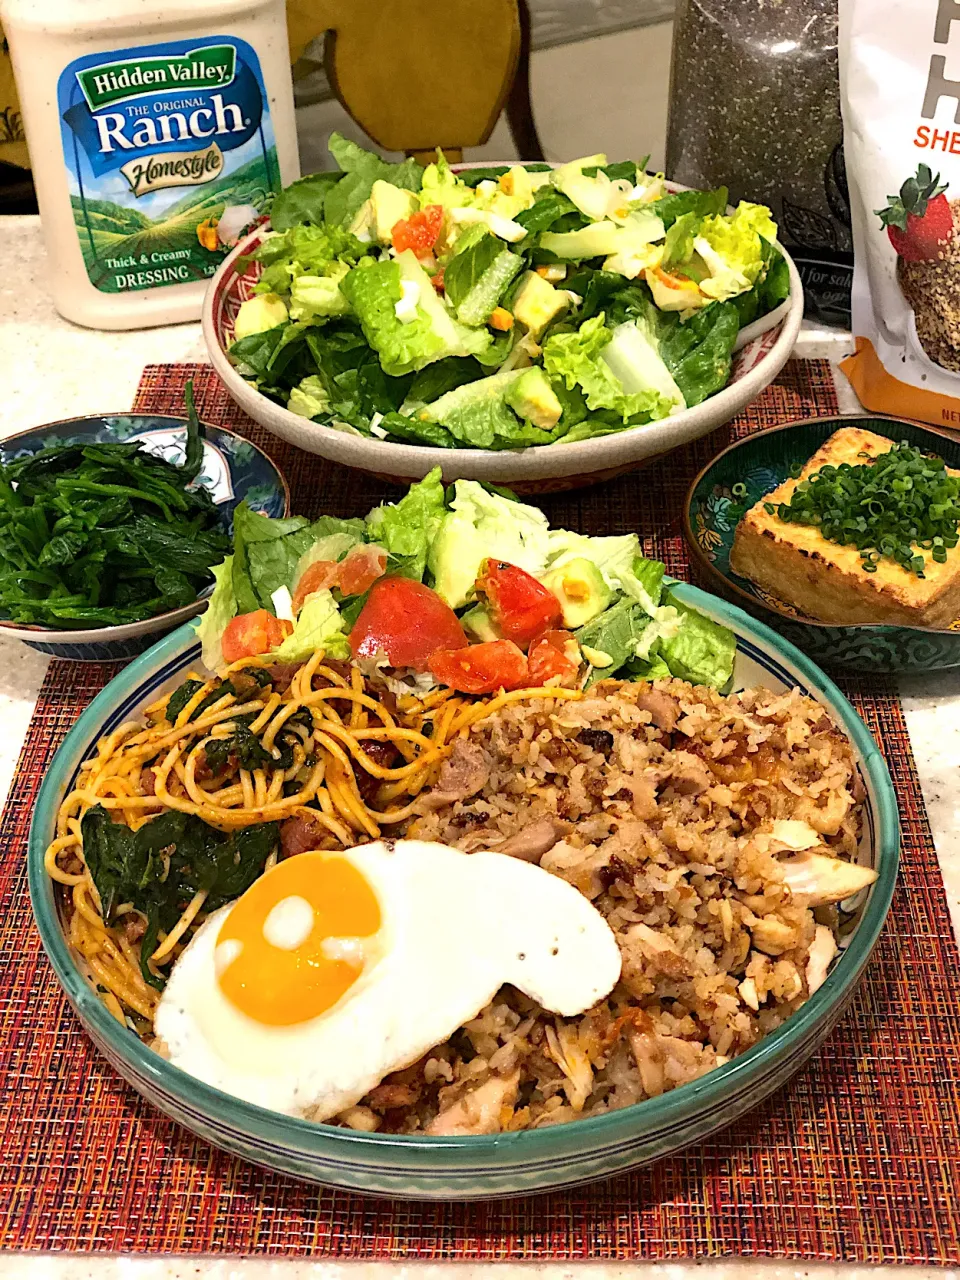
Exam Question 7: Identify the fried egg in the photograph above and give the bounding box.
[154,839,621,1121]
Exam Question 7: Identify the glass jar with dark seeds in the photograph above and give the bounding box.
[666,0,853,326]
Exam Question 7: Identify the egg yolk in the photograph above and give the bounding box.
[216,852,381,1026]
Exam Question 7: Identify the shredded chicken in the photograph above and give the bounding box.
[779,850,878,905]
[749,913,799,956]
[544,1021,594,1111]
[805,924,838,995]
[498,817,571,863]
[624,922,691,977]
[428,740,490,804]
[426,1071,520,1136]
[634,687,680,732]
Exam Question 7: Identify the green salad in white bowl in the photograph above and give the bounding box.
[204,137,802,489]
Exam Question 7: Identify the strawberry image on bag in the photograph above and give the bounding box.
[840,0,960,427]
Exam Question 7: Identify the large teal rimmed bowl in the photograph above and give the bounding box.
[28,586,898,1199]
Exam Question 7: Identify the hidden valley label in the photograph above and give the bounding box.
[58,36,281,293]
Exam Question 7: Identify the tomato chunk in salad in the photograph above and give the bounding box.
[392,204,444,256]
[291,546,387,614]
[222,610,293,664]
[528,629,581,688]
[429,639,529,694]
[350,576,467,671]
[475,560,563,648]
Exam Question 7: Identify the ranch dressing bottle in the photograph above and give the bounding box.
[1,0,299,329]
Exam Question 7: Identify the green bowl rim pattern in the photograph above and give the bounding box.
[683,413,960,638]
[27,585,899,1167]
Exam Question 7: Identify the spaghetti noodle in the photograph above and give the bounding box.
[45,649,580,1030]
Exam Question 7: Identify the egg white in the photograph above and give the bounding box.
[154,839,622,1122]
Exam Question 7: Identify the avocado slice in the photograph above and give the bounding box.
[541,557,612,628]
[513,271,569,338]
[371,180,419,244]
[233,292,288,341]
[461,603,501,642]
[505,367,563,429]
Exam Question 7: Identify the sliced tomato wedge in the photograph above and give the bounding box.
[429,639,529,694]
[337,545,387,597]
[350,577,467,671]
[392,204,444,255]
[221,610,293,664]
[291,560,339,615]
[475,560,563,648]
[528,629,581,688]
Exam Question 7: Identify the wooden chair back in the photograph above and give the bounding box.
[287,0,522,163]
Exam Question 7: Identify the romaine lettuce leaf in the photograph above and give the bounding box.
[196,556,237,672]
[231,504,366,617]
[658,589,736,689]
[271,589,350,663]
[427,480,551,608]
[251,223,368,295]
[515,187,585,235]
[420,368,527,447]
[601,318,686,415]
[695,201,778,301]
[288,267,351,322]
[661,211,701,270]
[365,467,446,580]
[379,412,457,448]
[575,598,652,688]
[648,186,728,230]
[616,554,669,616]
[324,134,423,228]
[657,301,740,408]
[542,314,672,422]
[443,233,523,326]
[230,503,313,614]
[288,375,331,419]
[269,172,344,231]
[405,356,489,407]
[339,254,491,376]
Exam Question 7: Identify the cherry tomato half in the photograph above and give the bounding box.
[528,629,581,688]
[476,560,563,648]
[392,204,444,255]
[221,610,293,664]
[350,577,467,671]
[429,639,529,694]
[337,545,387,597]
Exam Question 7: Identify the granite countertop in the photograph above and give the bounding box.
[2,216,960,1275]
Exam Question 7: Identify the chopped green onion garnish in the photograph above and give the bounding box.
[772,442,960,577]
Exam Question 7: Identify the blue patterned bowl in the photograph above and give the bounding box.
[0,414,289,661]
[28,588,898,1199]
[684,415,960,674]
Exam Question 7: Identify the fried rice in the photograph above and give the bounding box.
[332,677,868,1137]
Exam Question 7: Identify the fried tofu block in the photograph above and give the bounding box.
[729,427,960,627]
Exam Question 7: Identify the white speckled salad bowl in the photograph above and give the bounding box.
[202,174,803,493]
[29,584,896,1199]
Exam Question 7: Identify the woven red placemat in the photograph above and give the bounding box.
[1,360,958,1261]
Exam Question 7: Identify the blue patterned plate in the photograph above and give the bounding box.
[0,414,289,661]
[684,415,960,673]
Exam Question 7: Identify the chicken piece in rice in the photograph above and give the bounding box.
[334,678,872,1135]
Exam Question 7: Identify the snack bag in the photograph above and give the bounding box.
[839,0,960,428]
